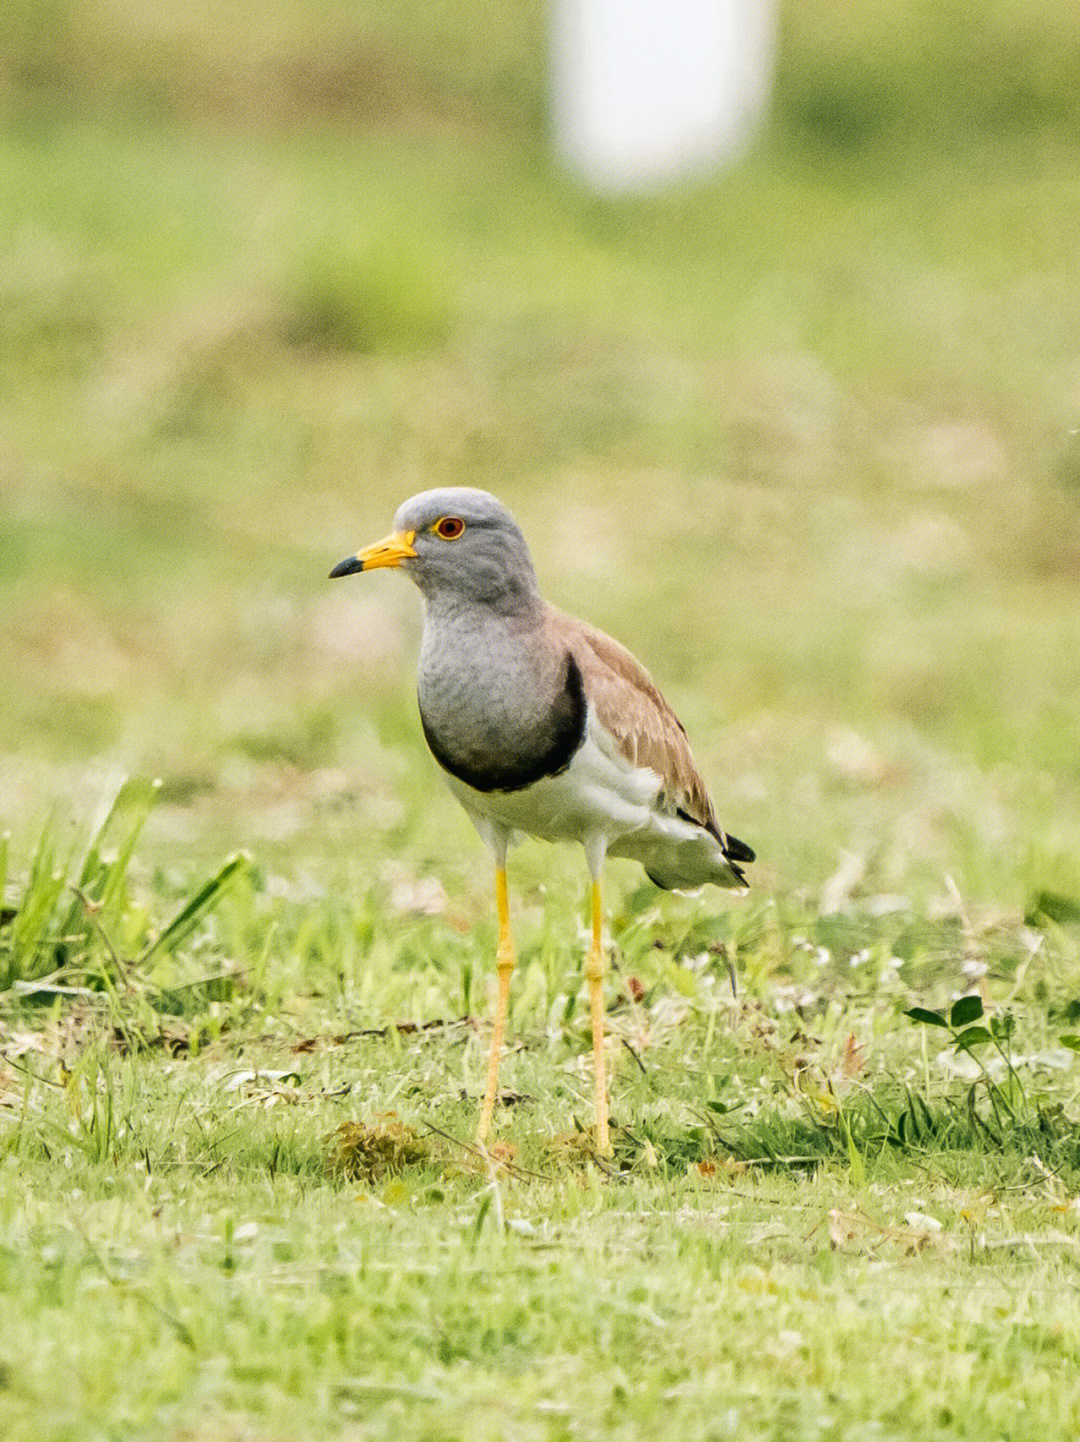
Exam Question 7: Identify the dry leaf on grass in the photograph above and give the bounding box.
[842,1033,866,1078]
[826,1207,941,1254]
[543,1131,601,1165]
[694,1157,749,1180]
[327,1116,430,1182]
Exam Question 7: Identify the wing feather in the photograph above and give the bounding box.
[545,609,754,867]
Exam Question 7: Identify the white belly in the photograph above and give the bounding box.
[444,721,657,851]
[440,715,744,890]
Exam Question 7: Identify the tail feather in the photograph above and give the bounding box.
[645,856,749,892]
[621,811,755,892]
[722,832,755,864]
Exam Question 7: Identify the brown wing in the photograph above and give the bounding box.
[545,609,754,867]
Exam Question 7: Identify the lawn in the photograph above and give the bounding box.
[4,3,1080,1438]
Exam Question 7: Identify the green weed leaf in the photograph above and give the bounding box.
[953,1026,993,1051]
[950,995,984,1028]
[1026,890,1080,926]
[905,1007,949,1029]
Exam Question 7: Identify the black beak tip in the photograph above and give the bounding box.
[329,556,364,579]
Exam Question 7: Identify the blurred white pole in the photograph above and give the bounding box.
[553,0,774,193]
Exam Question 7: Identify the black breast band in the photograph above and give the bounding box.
[419,653,587,794]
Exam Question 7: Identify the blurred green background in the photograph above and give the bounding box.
[3,0,1080,911]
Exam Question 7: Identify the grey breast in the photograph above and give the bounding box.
[417,602,586,794]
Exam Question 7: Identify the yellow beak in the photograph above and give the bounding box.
[329,530,417,578]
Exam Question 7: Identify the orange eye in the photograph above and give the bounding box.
[434,516,465,541]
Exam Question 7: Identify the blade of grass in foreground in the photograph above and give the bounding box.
[85,777,162,913]
[55,776,164,945]
[7,822,65,985]
[139,853,252,963]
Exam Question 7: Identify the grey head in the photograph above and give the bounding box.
[330,488,541,612]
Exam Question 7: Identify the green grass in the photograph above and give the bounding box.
[6,1,1080,1436]
[5,786,1080,1440]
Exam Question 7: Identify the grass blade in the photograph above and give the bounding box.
[8,822,66,983]
[94,778,163,911]
[55,777,163,943]
[140,853,252,962]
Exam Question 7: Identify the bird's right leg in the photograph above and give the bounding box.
[585,876,611,1156]
[476,865,516,1144]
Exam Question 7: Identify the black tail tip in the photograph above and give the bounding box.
[723,833,756,865]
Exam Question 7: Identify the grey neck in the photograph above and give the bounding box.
[412,564,543,618]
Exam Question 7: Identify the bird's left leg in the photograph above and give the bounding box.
[476,865,516,1145]
[584,840,611,1156]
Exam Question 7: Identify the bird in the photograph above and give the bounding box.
[329,488,753,1154]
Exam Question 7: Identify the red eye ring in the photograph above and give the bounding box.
[434,516,465,540]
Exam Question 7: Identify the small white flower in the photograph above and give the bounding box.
[904,1211,943,1233]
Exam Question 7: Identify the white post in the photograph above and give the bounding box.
[553,0,774,193]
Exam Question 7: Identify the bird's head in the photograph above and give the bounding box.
[329,488,541,610]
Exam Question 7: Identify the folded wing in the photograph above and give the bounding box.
[546,609,754,879]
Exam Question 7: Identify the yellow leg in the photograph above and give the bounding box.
[476,866,515,1145]
[585,879,611,1156]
